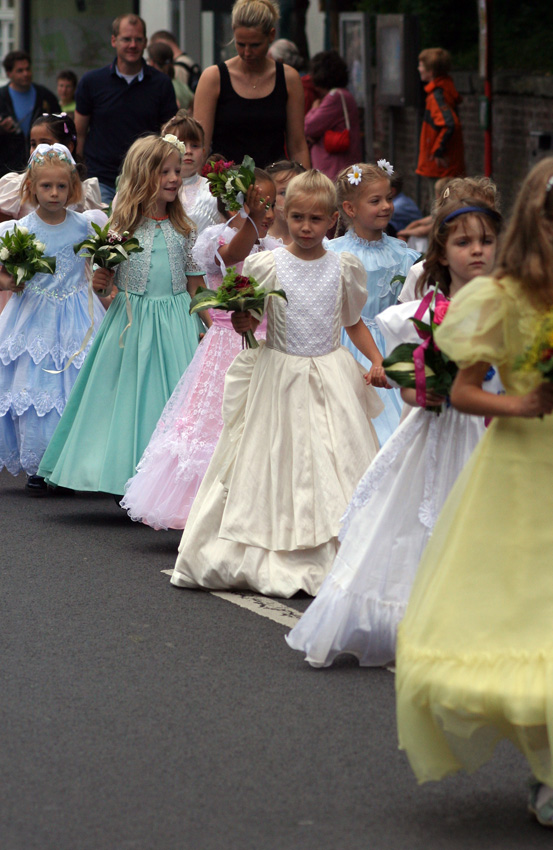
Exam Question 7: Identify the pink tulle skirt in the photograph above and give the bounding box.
[121,311,265,529]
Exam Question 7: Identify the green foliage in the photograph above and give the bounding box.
[356,0,553,72]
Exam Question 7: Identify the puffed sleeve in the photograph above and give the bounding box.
[376,301,422,351]
[242,250,278,288]
[339,252,368,327]
[191,222,236,278]
[398,259,425,303]
[83,209,108,229]
[82,177,104,211]
[434,276,508,367]
[0,218,17,239]
[0,173,25,218]
[184,229,205,276]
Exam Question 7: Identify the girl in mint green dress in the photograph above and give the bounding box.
[39,135,206,495]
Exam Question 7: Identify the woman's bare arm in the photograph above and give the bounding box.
[283,65,311,169]
[191,66,221,156]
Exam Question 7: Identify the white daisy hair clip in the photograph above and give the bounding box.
[377,158,394,176]
[347,165,363,186]
[162,133,186,155]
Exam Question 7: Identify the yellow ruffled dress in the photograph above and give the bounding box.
[396,275,553,785]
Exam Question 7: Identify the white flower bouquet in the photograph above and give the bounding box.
[0,225,56,292]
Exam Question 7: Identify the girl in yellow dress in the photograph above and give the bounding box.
[395,157,553,826]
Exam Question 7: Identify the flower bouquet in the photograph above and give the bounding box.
[189,266,287,348]
[382,287,457,413]
[201,155,256,213]
[73,221,143,269]
[0,226,56,292]
[514,308,553,382]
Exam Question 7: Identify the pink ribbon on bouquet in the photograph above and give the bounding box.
[412,287,449,407]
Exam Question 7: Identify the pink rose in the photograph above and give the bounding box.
[433,300,450,326]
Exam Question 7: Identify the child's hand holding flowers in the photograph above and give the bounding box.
[92,267,115,297]
[201,156,256,214]
[73,221,143,270]
[189,266,286,349]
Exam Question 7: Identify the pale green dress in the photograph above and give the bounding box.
[39,222,202,495]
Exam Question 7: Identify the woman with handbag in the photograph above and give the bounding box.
[304,51,362,181]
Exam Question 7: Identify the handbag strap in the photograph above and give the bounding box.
[331,88,350,131]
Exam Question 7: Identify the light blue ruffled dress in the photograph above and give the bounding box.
[0,209,105,475]
[327,230,419,444]
[39,218,203,495]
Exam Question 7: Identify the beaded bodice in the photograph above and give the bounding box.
[267,249,342,357]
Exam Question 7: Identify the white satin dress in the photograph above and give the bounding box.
[171,246,384,598]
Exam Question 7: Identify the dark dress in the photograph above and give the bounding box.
[211,61,288,168]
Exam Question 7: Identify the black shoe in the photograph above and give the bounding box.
[26,475,48,495]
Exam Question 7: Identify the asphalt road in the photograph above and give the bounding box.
[1,468,551,849]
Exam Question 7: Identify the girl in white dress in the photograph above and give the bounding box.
[161,111,222,234]
[286,199,503,664]
[170,170,386,598]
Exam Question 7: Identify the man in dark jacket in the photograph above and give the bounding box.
[75,14,178,203]
[0,50,60,176]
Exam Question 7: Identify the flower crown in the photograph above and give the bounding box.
[347,159,394,186]
[162,134,186,155]
[28,143,76,170]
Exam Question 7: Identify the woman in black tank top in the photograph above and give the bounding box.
[193,0,310,170]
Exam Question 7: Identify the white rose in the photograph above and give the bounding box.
[0,247,9,261]
[225,177,235,192]
[17,226,28,235]
[35,241,46,252]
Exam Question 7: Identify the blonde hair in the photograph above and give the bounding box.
[495,157,553,307]
[231,0,279,34]
[435,176,500,214]
[161,111,205,146]
[110,136,193,237]
[335,162,391,229]
[418,47,451,77]
[284,169,336,216]
[417,199,502,298]
[22,153,82,208]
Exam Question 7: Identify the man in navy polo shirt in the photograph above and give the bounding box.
[75,14,177,203]
[0,50,59,177]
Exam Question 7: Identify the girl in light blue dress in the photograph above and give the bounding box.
[0,143,105,488]
[39,135,205,496]
[328,162,419,444]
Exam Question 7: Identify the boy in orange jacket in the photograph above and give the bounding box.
[416,48,465,211]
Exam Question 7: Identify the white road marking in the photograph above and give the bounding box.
[210,591,302,627]
[161,570,301,627]
[162,570,394,670]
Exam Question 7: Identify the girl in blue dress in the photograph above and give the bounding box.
[328,162,419,444]
[0,143,105,491]
[39,135,206,496]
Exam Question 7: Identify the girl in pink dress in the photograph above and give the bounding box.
[121,170,279,529]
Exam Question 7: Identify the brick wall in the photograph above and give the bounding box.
[372,73,553,214]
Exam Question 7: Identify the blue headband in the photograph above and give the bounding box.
[441,205,501,226]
